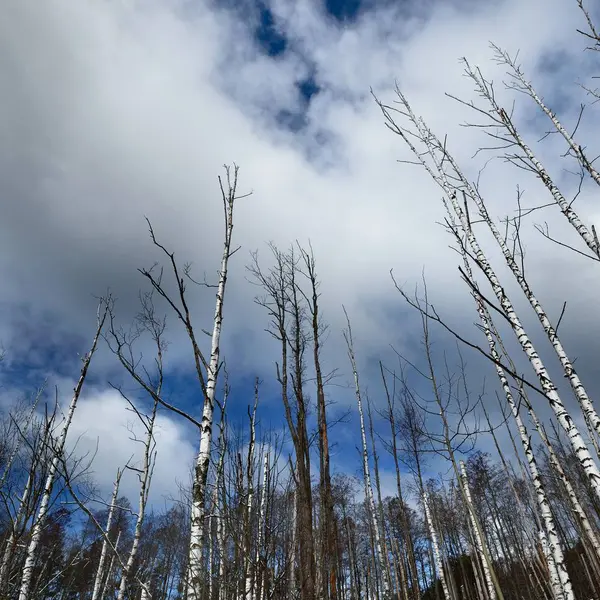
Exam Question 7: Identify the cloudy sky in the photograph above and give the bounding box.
[1,0,599,505]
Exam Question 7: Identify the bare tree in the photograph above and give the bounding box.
[248,244,316,600]
[18,300,109,600]
[343,308,390,599]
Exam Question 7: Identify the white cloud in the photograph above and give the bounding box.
[65,389,196,507]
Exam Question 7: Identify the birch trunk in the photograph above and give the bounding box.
[301,244,337,600]
[141,583,150,600]
[243,390,259,600]
[454,211,574,600]
[526,394,600,566]
[92,468,123,600]
[209,518,214,600]
[381,363,420,600]
[101,529,122,600]
[344,310,390,598]
[0,401,45,595]
[422,492,451,600]
[420,96,600,439]
[468,54,600,257]
[289,484,298,600]
[18,303,107,600]
[218,501,227,600]
[413,284,502,600]
[188,168,238,600]
[0,471,33,593]
[254,453,269,600]
[539,529,562,600]
[459,461,497,600]
[497,45,600,188]
[117,399,157,600]
[367,395,393,597]
[213,395,228,600]
[379,93,600,499]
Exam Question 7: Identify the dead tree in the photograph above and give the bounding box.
[248,244,316,600]
[18,300,108,600]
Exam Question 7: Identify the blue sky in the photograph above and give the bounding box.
[1,0,600,506]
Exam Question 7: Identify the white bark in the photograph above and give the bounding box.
[208,517,214,600]
[255,453,269,600]
[459,461,496,600]
[0,398,45,593]
[211,395,228,600]
[464,59,599,258]
[500,396,571,600]
[289,484,297,600]
[539,529,562,600]
[380,94,600,500]
[0,471,32,592]
[527,397,600,564]
[218,498,227,600]
[418,92,600,442]
[422,492,451,600]
[455,213,573,600]
[92,468,123,600]
[243,395,259,600]
[18,304,107,600]
[117,400,157,600]
[0,389,42,491]
[216,407,227,600]
[344,312,390,598]
[496,46,600,190]
[101,529,122,600]
[141,583,151,600]
[188,168,238,600]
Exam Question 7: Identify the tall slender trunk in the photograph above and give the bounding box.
[101,530,122,600]
[419,98,600,438]
[18,304,107,600]
[343,309,390,598]
[380,93,600,499]
[454,213,573,600]
[459,461,498,600]
[188,168,238,600]
[423,492,451,600]
[243,388,259,600]
[367,395,393,596]
[117,399,157,600]
[381,363,420,600]
[525,393,600,575]
[0,471,33,593]
[92,468,123,600]
[301,245,337,600]
[289,483,298,600]
[463,57,599,258]
[497,47,600,188]
[415,290,502,600]
[254,453,269,600]
[213,395,228,600]
[539,529,561,600]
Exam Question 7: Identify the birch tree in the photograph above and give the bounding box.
[91,467,123,600]
[248,244,316,600]
[446,200,573,600]
[343,308,390,599]
[376,90,600,502]
[18,300,109,600]
[423,491,451,600]
[109,165,244,600]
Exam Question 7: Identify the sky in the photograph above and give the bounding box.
[1,0,600,507]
